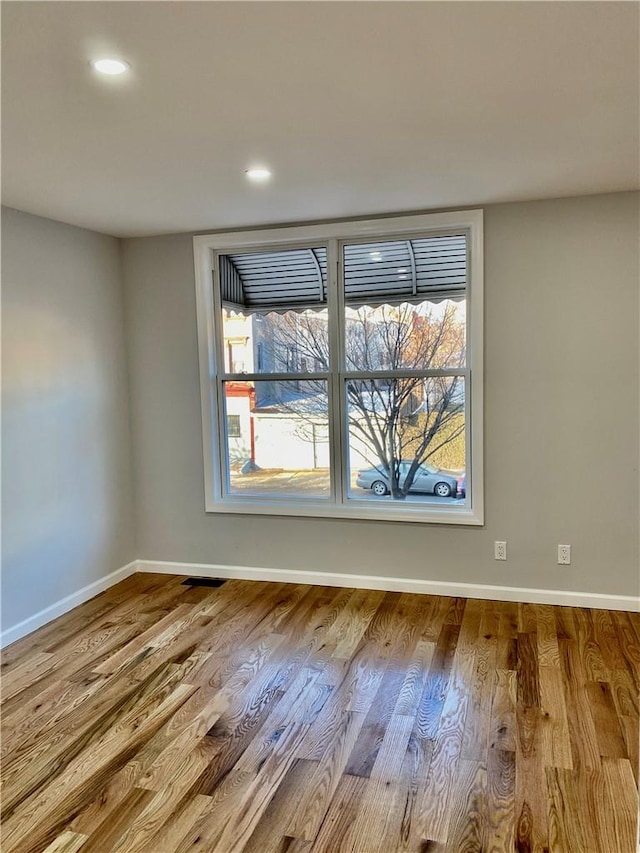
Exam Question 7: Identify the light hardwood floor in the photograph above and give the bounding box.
[1,573,638,853]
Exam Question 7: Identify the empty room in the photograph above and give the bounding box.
[1,2,639,851]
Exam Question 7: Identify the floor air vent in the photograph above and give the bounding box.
[182,577,227,587]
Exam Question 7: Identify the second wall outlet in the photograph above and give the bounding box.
[558,544,571,565]
[494,541,507,561]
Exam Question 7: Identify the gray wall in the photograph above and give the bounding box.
[121,193,639,598]
[2,207,135,628]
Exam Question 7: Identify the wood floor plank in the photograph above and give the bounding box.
[442,759,487,852]
[1,574,637,853]
[547,766,596,853]
[105,737,221,853]
[136,793,212,853]
[69,762,144,838]
[330,588,387,659]
[599,757,639,853]
[558,638,601,771]
[460,635,497,762]
[339,713,414,853]
[242,759,318,853]
[42,830,90,853]
[484,746,515,852]
[620,714,640,785]
[607,668,639,719]
[75,787,157,853]
[586,680,629,759]
[480,600,502,642]
[538,665,573,770]
[488,669,517,754]
[343,596,423,779]
[514,704,549,853]
[516,631,540,708]
[573,607,609,682]
[612,611,640,688]
[415,621,461,740]
[287,707,368,840]
[591,608,629,672]
[1,665,110,761]
[371,723,435,853]
[136,692,225,791]
[417,636,476,843]
[393,638,436,718]
[533,603,561,669]
[1,650,55,702]
[307,773,367,853]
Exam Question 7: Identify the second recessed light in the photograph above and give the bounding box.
[245,167,272,182]
[92,58,130,75]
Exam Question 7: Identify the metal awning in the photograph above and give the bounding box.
[220,234,466,314]
[344,235,466,306]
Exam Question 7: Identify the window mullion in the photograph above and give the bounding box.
[327,238,344,505]
[211,260,229,500]
[215,375,231,497]
[336,240,352,505]
[221,371,331,382]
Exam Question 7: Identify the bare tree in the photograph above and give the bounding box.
[257,301,465,499]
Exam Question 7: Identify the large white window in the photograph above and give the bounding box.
[194,211,483,524]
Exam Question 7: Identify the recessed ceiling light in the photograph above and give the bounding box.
[91,58,130,76]
[245,167,272,182]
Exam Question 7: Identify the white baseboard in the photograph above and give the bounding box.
[137,559,639,613]
[3,557,635,649]
[0,561,138,649]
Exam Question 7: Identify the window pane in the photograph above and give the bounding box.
[346,376,466,504]
[219,247,328,374]
[345,300,466,372]
[223,380,330,498]
[343,237,466,371]
[222,308,329,374]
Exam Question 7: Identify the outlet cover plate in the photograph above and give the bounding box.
[494,541,507,561]
[558,545,571,565]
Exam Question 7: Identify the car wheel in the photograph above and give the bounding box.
[434,482,451,498]
[371,480,388,496]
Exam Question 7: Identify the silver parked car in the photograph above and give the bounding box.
[356,461,459,498]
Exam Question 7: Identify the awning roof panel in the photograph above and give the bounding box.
[220,234,466,313]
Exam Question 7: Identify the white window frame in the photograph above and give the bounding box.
[193,209,483,525]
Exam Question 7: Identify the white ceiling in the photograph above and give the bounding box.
[2,1,638,238]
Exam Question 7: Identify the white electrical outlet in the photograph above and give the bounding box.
[494,541,507,561]
[558,544,571,565]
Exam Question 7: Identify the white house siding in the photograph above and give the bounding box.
[225,395,252,466]
[254,414,330,470]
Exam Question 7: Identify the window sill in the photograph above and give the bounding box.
[205,498,483,526]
